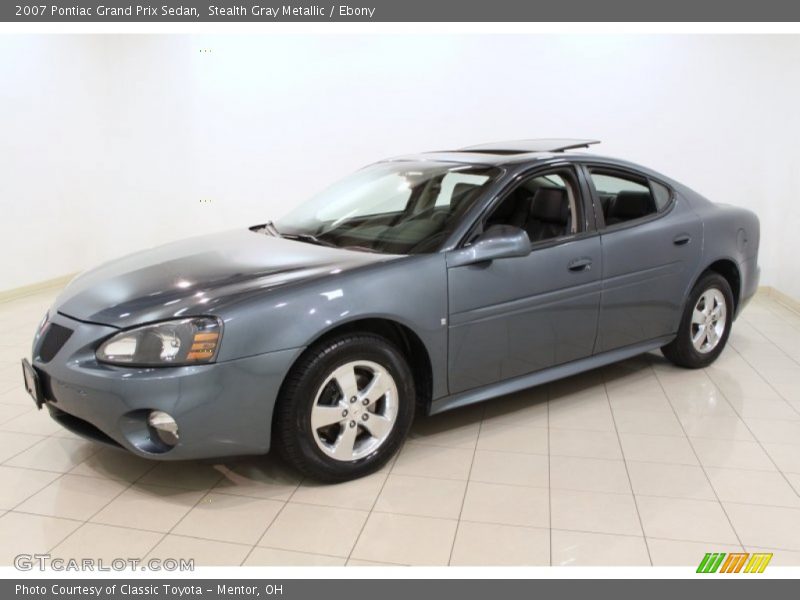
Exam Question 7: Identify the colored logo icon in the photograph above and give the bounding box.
[697,552,773,573]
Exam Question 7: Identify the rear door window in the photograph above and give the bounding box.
[589,170,671,227]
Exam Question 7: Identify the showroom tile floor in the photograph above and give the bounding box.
[1,289,799,567]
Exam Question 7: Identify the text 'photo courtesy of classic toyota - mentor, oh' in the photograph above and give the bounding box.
[21,139,760,482]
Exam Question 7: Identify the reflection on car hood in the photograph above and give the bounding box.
[54,229,393,328]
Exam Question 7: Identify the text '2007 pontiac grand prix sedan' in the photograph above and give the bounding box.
[21,139,760,481]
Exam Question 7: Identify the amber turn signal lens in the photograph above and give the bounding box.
[190,342,216,351]
[194,332,219,342]
[186,331,219,362]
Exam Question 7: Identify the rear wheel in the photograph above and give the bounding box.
[273,333,415,482]
[662,272,734,368]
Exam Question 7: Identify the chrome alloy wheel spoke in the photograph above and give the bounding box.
[359,413,394,439]
[691,288,727,354]
[310,360,399,462]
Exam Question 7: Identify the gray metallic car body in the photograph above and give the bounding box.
[29,148,760,460]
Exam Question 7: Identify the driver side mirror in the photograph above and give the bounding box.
[447,224,532,267]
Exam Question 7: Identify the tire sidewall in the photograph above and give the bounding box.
[283,335,415,480]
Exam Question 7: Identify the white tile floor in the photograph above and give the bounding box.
[1,288,799,566]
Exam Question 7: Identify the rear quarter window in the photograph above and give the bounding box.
[651,180,672,211]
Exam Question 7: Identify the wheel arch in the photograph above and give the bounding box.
[700,258,742,314]
[275,317,434,418]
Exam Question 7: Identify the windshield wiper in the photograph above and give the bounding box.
[343,245,380,253]
[281,232,339,248]
[261,220,282,237]
[262,224,372,252]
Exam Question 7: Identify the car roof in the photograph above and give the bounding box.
[383,139,681,190]
[384,138,605,167]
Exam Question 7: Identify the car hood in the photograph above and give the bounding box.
[54,229,394,328]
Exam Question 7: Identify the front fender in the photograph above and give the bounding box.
[215,253,450,399]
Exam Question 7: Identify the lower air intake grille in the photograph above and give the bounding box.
[38,323,73,362]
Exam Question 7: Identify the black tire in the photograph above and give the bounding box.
[273,333,415,482]
[661,272,734,369]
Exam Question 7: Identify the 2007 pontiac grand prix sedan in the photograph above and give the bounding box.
[21,139,760,481]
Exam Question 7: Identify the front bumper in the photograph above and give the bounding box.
[30,312,302,460]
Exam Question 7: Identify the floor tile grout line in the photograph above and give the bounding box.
[749,299,800,359]
[3,432,792,518]
[238,475,304,566]
[145,492,214,562]
[719,311,799,365]
[44,454,161,555]
[343,464,394,565]
[3,438,688,460]
[50,497,287,550]
[0,406,37,427]
[5,464,150,518]
[725,338,800,419]
[397,428,800,455]
[14,503,797,555]
[651,359,747,549]
[0,434,57,468]
[446,403,485,566]
[9,471,69,519]
[252,543,357,564]
[767,296,800,320]
[117,453,797,499]
[275,461,797,496]
[286,490,800,516]
[134,468,241,564]
[602,367,653,566]
[701,350,800,502]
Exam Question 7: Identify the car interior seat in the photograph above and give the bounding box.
[605,191,656,225]
[451,183,478,203]
[598,194,614,219]
[525,187,570,241]
[486,187,532,230]
[446,182,483,223]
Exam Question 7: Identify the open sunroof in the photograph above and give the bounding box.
[458,139,601,154]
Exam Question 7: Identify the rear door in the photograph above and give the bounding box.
[582,165,703,353]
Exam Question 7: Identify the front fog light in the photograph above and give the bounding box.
[148,410,179,446]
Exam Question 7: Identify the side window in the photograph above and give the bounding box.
[485,171,581,243]
[590,170,668,227]
[651,180,672,211]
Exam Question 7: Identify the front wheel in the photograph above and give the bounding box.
[661,272,734,368]
[273,333,415,482]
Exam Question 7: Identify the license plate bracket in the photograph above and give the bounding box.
[21,359,44,409]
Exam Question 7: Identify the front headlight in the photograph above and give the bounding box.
[96,317,222,367]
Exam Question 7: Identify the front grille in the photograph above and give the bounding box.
[38,323,73,362]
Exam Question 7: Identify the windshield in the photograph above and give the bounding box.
[275,161,500,254]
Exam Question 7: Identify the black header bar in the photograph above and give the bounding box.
[3,0,800,22]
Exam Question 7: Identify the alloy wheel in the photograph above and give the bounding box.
[310,360,398,461]
[691,288,727,354]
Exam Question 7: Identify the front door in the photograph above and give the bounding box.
[446,167,602,395]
